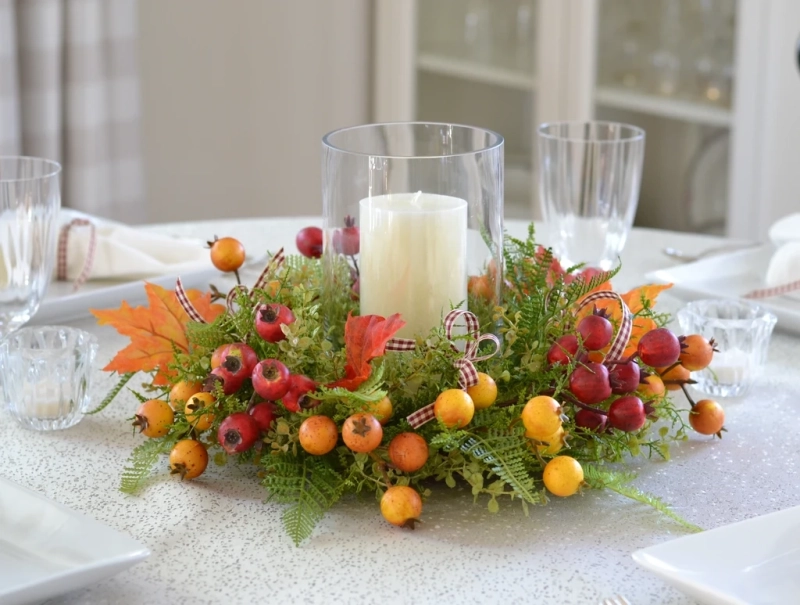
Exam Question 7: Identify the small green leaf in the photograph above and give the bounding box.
[487,498,500,513]
[445,474,456,488]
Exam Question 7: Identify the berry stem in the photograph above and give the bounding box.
[350,255,360,278]
[369,452,393,489]
[562,393,608,416]
[660,361,683,376]
[245,390,258,413]
[679,383,698,409]
[233,269,241,285]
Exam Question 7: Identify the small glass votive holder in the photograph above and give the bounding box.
[677,299,777,398]
[1,326,98,430]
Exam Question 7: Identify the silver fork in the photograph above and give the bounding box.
[600,596,631,605]
[662,242,760,263]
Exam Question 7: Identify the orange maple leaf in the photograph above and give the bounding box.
[331,313,406,391]
[92,282,225,385]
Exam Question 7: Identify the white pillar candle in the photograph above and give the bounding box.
[359,192,468,339]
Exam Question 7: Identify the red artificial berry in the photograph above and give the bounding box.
[568,362,612,404]
[607,396,646,432]
[281,374,318,413]
[577,313,613,351]
[217,352,250,385]
[575,407,607,432]
[249,402,278,433]
[203,366,243,396]
[251,359,291,401]
[638,328,681,368]
[332,215,360,256]
[609,359,641,394]
[217,412,260,454]
[296,226,323,258]
[219,343,258,375]
[255,303,296,343]
[547,334,579,366]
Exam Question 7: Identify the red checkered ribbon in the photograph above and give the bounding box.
[226,248,286,313]
[403,309,501,429]
[176,248,286,323]
[744,279,800,299]
[176,277,206,323]
[385,337,416,352]
[406,404,437,429]
[576,291,633,362]
[56,218,96,291]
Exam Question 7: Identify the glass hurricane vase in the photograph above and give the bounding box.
[321,122,504,340]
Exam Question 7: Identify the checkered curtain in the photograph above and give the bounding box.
[0,0,145,222]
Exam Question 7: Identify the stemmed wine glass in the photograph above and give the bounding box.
[0,156,61,340]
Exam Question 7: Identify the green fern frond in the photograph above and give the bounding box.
[128,388,149,404]
[263,455,344,546]
[314,386,387,405]
[434,428,543,505]
[459,431,542,505]
[120,436,177,494]
[356,361,385,395]
[88,372,135,414]
[583,464,702,532]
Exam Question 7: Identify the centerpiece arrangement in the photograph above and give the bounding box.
[92,123,725,546]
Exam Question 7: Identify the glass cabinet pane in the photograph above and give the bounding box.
[415,0,538,220]
[418,0,537,75]
[595,0,737,235]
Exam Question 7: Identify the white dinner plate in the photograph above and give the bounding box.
[633,505,800,605]
[645,246,800,334]
[34,266,221,325]
[0,476,149,605]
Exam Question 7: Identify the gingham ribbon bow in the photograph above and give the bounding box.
[400,309,500,429]
[56,218,97,291]
[176,248,286,323]
[576,291,633,362]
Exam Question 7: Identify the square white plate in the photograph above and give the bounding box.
[633,506,800,605]
[32,216,301,324]
[645,246,800,334]
[0,476,149,605]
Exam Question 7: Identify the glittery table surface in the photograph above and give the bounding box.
[2,219,797,605]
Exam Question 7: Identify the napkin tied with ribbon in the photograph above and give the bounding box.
[56,210,210,288]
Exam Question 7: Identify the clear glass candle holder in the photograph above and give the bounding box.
[1,326,98,430]
[677,299,777,398]
[322,123,504,340]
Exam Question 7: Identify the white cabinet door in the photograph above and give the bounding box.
[729,0,800,239]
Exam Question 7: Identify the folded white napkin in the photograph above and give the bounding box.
[58,209,211,282]
[766,213,800,287]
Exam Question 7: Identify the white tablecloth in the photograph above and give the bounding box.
[3,218,797,605]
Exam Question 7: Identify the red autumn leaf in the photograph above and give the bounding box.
[331,313,406,391]
[92,282,225,385]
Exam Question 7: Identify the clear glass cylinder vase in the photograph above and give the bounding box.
[322,122,504,340]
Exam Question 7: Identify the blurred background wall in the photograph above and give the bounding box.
[138,0,370,222]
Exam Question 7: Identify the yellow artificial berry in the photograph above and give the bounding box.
[543,456,584,497]
[433,389,475,428]
[466,372,498,409]
[521,395,563,441]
